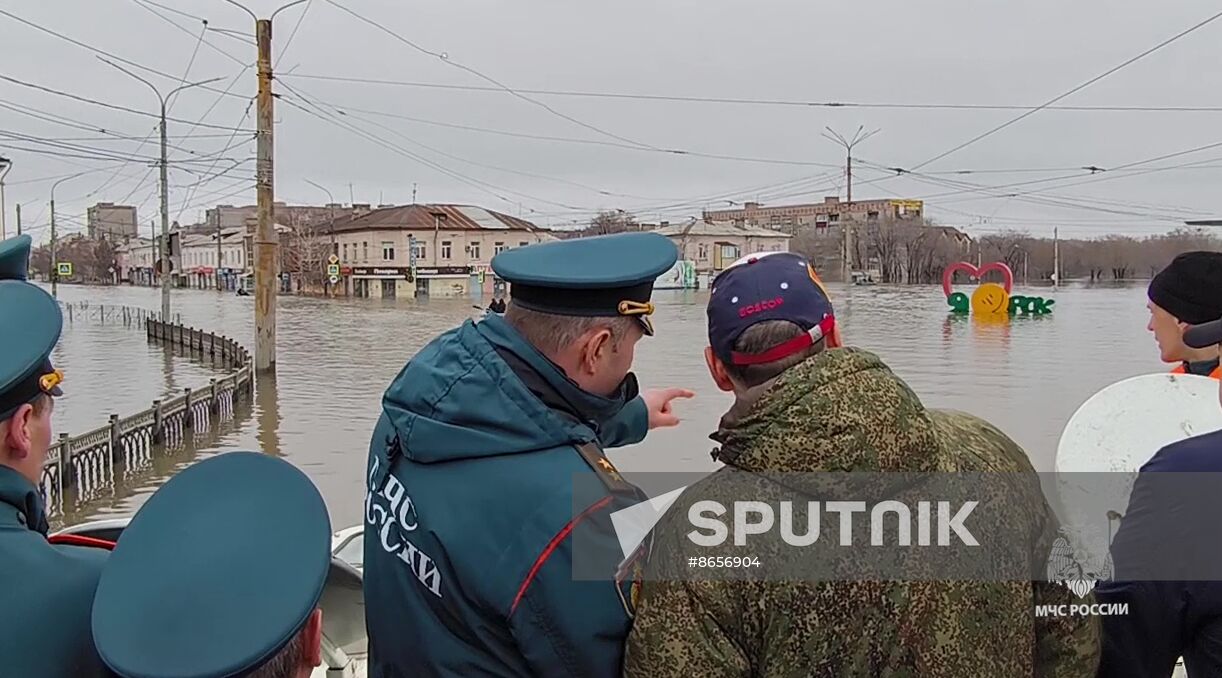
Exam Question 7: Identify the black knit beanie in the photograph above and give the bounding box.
[1148,251,1222,324]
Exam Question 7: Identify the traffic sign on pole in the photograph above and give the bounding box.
[328,274,339,285]
[326,263,340,276]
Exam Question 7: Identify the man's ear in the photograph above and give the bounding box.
[580,329,612,374]
[3,403,34,461]
[302,608,323,671]
[704,347,735,392]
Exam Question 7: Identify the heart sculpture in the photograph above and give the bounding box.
[941,261,1014,298]
[941,260,1055,316]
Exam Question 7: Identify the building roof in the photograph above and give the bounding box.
[652,220,791,239]
[331,204,541,233]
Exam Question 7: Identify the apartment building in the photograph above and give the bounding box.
[331,204,556,299]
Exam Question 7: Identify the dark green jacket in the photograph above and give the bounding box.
[0,465,111,676]
[364,315,649,677]
[624,348,1100,678]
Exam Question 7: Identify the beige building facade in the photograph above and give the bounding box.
[87,202,139,240]
[331,204,555,299]
[703,196,924,232]
[651,220,791,279]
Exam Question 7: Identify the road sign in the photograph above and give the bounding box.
[328,253,339,265]
[326,263,340,276]
[57,262,73,276]
[329,275,339,285]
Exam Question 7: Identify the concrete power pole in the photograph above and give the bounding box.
[254,17,277,372]
[227,0,307,372]
[1053,226,1060,291]
[823,126,880,283]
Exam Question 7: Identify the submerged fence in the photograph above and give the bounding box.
[42,303,253,519]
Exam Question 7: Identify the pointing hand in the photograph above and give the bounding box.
[643,387,695,430]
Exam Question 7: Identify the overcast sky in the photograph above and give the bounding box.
[4,0,1222,242]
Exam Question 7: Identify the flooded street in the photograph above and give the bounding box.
[48,282,1158,530]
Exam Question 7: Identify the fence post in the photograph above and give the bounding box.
[109,414,120,454]
[210,378,219,414]
[183,388,194,429]
[209,332,217,358]
[68,305,73,323]
[59,433,74,489]
[152,400,164,443]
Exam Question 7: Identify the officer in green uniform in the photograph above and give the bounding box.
[92,451,332,678]
[0,234,113,677]
[364,232,694,677]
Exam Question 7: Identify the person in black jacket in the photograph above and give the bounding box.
[1096,314,1222,677]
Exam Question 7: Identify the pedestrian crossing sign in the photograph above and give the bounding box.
[57,262,72,276]
[326,263,340,276]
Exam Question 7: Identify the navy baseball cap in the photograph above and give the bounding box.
[707,251,835,366]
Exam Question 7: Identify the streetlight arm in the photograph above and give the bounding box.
[98,57,165,107]
[303,179,334,203]
[167,76,226,99]
[223,0,258,21]
[271,0,310,21]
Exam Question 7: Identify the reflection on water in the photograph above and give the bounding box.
[46,281,1164,529]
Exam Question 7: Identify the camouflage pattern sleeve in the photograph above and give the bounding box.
[622,511,751,678]
[1033,500,1101,677]
[622,578,750,678]
[1033,579,1101,677]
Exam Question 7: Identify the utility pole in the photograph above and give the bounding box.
[217,213,224,291]
[99,58,221,319]
[0,157,11,240]
[14,203,20,237]
[49,171,89,297]
[254,16,277,371]
[412,182,417,204]
[305,179,337,297]
[227,0,306,372]
[823,126,880,283]
[1053,226,1060,290]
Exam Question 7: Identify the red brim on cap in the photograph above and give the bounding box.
[1184,318,1222,349]
[730,315,834,366]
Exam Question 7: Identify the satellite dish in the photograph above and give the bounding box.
[1056,373,1221,475]
[1054,373,1222,561]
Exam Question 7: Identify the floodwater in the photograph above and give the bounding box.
[45,281,1162,530]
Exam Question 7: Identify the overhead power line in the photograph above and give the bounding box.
[909,8,1222,170]
[0,75,256,133]
[282,73,1222,113]
[324,0,665,152]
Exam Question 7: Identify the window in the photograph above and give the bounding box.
[469,241,481,260]
[362,242,369,262]
[494,241,505,255]
[770,215,781,225]
[411,241,426,262]
[343,243,348,261]
[519,241,528,248]
[382,241,395,261]
[867,211,880,221]
[828,214,840,223]
[441,241,452,260]
[697,243,708,260]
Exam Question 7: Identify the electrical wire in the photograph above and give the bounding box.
[909,8,1222,170]
[324,0,665,152]
[282,72,1222,114]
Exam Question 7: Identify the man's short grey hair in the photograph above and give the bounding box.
[245,625,305,678]
[722,319,825,388]
[504,302,639,357]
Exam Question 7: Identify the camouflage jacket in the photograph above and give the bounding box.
[623,347,1099,678]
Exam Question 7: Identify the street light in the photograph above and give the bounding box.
[98,57,223,319]
[304,179,338,296]
[0,156,10,240]
[49,171,94,298]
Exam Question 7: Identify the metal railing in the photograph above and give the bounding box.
[42,304,252,519]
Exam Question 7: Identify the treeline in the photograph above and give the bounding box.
[792,220,1222,284]
[29,235,117,283]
